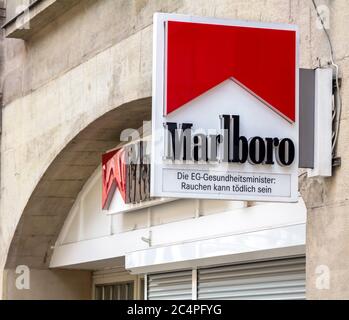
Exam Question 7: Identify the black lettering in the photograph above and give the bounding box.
[164,122,193,160]
[249,137,265,164]
[231,115,248,163]
[277,138,295,166]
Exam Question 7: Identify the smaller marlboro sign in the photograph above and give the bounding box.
[102,140,151,210]
[151,13,299,202]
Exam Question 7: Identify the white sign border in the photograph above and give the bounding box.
[151,13,299,203]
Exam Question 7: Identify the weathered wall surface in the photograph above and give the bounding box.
[298,1,349,299]
[0,0,348,299]
[3,269,92,300]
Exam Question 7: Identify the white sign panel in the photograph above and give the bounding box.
[151,13,299,202]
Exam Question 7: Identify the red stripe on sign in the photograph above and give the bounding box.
[166,21,296,122]
[102,149,127,209]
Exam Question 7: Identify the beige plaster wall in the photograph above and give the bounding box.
[3,268,92,300]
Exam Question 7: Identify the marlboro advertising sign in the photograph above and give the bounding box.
[102,140,151,210]
[151,13,299,202]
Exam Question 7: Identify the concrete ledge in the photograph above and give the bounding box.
[3,0,81,40]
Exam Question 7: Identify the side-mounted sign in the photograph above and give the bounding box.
[151,13,299,202]
[102,140,151,210]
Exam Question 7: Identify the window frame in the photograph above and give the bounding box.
[92,270,144,300]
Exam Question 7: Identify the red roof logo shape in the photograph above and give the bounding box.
[166,21,296,122]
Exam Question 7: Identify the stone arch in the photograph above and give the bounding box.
[5,97,152,270]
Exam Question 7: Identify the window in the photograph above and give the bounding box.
[146,257,306,300]
[197,257,306,300]
[140,278,145,300]
[147,270,193,300]
[95,282,134,300]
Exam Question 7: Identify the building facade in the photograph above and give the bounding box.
[0,0,348,300]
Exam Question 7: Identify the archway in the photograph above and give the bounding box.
[5,97,151,269]
[3,97,151,299]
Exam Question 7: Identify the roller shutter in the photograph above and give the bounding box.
[198,257,306,300]
[147,270,192,300]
